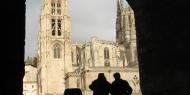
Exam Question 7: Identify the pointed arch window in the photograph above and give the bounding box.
[58,19,61,36]
[104,47,109,59]
[53,44,61,59]
[51,0,61,15]
[104,47,110,67]
[51,19,56,36]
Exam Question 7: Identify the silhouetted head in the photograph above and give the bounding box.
[113,72,121,80]
[97,73,106,80]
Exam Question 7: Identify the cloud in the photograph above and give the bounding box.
[69,0,117,42]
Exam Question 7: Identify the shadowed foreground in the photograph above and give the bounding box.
[127,0,190,95]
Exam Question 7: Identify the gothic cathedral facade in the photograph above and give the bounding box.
[30,0,141,95]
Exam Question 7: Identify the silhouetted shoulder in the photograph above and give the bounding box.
[89,80,96,90]
[64,88,82,95]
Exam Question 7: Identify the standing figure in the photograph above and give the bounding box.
[89,73,111,95]
[110,72,132,95]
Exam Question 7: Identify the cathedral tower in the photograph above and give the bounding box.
[37,0,72,94]
[116,0,138,65]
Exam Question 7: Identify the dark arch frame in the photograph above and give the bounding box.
[4,0,190,94]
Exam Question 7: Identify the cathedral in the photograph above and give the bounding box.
[23,0,141,95]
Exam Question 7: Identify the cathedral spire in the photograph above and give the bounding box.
[116,0,125,44]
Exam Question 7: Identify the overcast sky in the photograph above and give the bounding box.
[25,0,128,59]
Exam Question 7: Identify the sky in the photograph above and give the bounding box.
[25,0,128,59]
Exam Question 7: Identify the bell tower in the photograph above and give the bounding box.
[37,0,72,94]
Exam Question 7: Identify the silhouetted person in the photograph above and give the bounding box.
[64,88,83,95]
[89,73,111,95]
[110,72,132,95]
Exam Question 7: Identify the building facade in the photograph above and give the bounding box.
[65,37,141,95]
[23,58,38,95]
[24,0,141,95]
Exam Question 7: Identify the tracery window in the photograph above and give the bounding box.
[51,0,62,15]
[51,19,62,36]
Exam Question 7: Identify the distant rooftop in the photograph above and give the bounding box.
[25,57,37,67]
